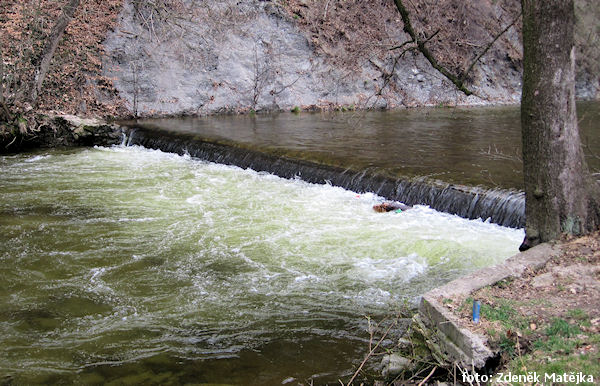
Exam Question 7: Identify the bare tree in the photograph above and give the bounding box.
[1,0,81,125]
[29,0,81,105]
[130,62,141,118]
[519,0,600,250]
[250,43,273,111]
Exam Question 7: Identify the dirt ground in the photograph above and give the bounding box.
[440,232,600,369]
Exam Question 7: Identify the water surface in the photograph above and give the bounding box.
[0,146,523,384]
[136,101,600,190]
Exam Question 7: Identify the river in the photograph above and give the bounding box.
[1,103,597,384]
[1,145,522,384]
[135,101,600,190]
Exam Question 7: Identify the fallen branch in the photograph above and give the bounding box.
[345,316,397,385]
[417,366,437,386]
[5,135,17,149]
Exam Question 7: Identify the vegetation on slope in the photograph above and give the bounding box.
[0,0,125,146]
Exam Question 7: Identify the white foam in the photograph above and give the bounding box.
[24,155,51,162]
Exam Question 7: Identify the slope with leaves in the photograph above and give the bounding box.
[0,0,125,123]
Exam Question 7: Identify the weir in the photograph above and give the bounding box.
[0,146,523,383]
[123,124,525,228]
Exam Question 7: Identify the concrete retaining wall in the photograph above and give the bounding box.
[418,242,561,369]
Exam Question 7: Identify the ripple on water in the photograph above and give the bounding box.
[0,145,523,383]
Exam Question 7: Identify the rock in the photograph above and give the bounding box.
[60,114,104,128]
[531,272,554,288]
[1,113,124,154]
[397,337,413,349]
[101,0,528,117]
[381,353,413,377]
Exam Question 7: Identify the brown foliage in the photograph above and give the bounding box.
[0,0,126,120]
[283,0,523,81]
[284,0,405,72]
[405,0,522,79]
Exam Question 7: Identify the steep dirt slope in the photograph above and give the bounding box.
[101,0,520,116]
[2,0,598,118]
[102,0,598,116]
[0,0,125,118]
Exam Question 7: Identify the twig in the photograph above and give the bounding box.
[323,0,331,19]
[270,73,302,96]
[5,135,17,149]
[389,30,439,52]
[453,362,457,385]
[346,318,397,385]
[406,364,431,382]
[456,363,474,386]
[461,10,522,83]
[417,366,437,386]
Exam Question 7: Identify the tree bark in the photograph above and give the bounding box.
[29,0,80,105]
[0,47,12,122]
[520,0,600,250]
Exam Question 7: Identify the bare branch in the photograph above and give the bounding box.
[29,0,81,105]
[0,48,13,122]
[393,0,473,96]
[461,11,522,83]
[346,316,398,385]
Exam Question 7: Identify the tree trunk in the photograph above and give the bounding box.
[29,0,80,105]
[520,0,600,250]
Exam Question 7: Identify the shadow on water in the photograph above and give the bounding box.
[74,336,368,385]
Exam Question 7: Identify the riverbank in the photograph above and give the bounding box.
[2,1,598,124]
[451,233,599,382]
[0,114,123,154]
[385,234,599,384]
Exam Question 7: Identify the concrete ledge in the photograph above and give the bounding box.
[418,242,561,369]
[124,124,526,228]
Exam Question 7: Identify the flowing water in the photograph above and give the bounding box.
[0,145,523,384]
[135,101,600,190]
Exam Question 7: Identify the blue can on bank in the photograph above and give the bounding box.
[473,300,481,324]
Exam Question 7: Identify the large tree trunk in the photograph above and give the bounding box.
[520,0,600,250]
[29,0,80,105]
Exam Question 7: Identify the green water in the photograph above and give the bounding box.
[0,146,522,384]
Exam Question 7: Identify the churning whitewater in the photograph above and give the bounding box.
[0,145,523,383]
